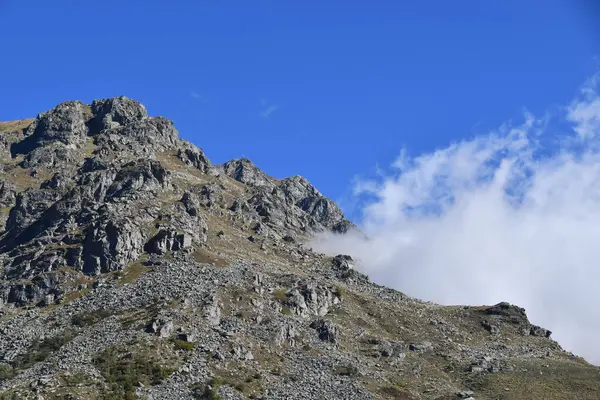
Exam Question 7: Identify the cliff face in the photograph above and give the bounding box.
[0,97,596,400]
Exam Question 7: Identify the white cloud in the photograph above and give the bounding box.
[260,105,279,119]
[190,91,208,103]
[259,98,280,119]
[311,72,600,365]
[567,73,600,140]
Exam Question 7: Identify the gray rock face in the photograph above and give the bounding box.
[285,283,341,317]
[90,96,148,131]
[310,319,339,344]
[83,217,145,275]
[177,142,211,173]
[145,229,192,255]
[0,179,16,208]
[222,158,274,188]
[530,325,552,338]
[22,101,90,148]
[10,101,90,169]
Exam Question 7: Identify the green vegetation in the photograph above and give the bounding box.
[118,260,151,286]
[93,346,174,399]
[171,338,196,351]
[333,365,358,376]
[280,306,292,315]
[380,385,415,399]
[12,331,76,370]
[334,285,345,298]
[191,377,224,400]
[272,289,288,302]
[71,308,112,327]
[0,364,16,382]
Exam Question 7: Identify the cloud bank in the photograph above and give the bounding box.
[311,72,600,364]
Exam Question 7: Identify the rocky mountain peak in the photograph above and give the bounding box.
[90,95,148,131]
[0,98,596,399]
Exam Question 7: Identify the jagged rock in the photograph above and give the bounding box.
[4,187,63,236]
[198,184,223,208]
[177,332,196,342]
[104,160,170,201]
[90,96,148,131]
[230,197,250,213]
[222,158,274,188]
[145,229,192,255]
[530,325,552,338]
[252,222,266,235]
[310,319,339,343]
[276,323,297,347]
[0,179,16,208]
[94,117,179,159]
[152,202,208,247]
[481,320,500,334]
[177,143,211,173]
[409,342,433,352]
[285,283,341,317]
[5,272,61,306]
[332,254,354,278]
[15,101,90,150]
[82,217,145,275]
[148,319,174,338]
[484,302,528,320]
[232,344,254,361]
[40,172,72,191]
[282,235,295,243]
[181,190,201,216]
[204,294,221,326]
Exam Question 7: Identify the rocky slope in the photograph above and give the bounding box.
[0,97,597,400]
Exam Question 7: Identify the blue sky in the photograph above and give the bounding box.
[0,1,599,217]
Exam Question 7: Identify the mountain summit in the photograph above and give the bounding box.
[0,97,597,399]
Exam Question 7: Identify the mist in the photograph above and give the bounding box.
[311,73,600,365]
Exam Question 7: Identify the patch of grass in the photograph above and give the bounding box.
[0,364,16,382]
[272,289,288,302]
[12,331,76,370]
[192,248,229,268]
[333,365,359,376]
[118,260,151,286]
[334,285,346,298]
[93,345,174,398]
[0,119,34,133]
[280,306,292,315]
[171,339,195,351]
[0,389,22,400]
[71,308,112,327]
[380,385,416,399]
[60,288,91,304]
[473,358,600,400]
[191,377,224,399]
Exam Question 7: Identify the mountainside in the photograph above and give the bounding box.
[0,97,597,400]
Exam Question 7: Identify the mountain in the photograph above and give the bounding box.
[0,97,597,399]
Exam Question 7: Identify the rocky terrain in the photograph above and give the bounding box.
[0,97,597,399]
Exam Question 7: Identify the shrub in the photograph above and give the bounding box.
[93,346,173,398]
[280,306,292,315]
[71,308,112,327]
[272,289,288,302]
[171,339,195,351]
[334,285,345,298]
[0,364,15,382]
[12,331,75,369]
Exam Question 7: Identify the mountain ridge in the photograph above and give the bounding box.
[0,96,596,399]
